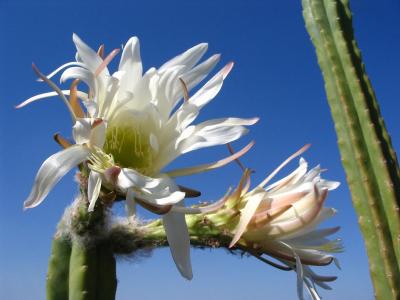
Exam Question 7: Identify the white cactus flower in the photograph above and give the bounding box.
[18,34,258,280]
[227,145,341,300]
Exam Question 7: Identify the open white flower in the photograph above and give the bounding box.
[226,145,341,300]
[19,34,258,279]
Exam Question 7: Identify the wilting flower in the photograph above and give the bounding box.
[18,34,258,279]
[195,145,341,299]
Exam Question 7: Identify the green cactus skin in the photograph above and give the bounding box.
[302,0,400,298]
[46,235,71,300]
[95,244,117,300]
[69,241,97,300]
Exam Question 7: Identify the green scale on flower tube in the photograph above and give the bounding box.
[103,124,156,176]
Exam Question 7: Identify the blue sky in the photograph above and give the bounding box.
[0,0,399,299]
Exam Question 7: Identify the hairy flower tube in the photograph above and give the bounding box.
[178,145,342,299]
[18,34,258,279]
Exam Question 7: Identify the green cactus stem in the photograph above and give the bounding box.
[301,0,400,298]
[69,241,97,300]
[95,243,117,300]
[46,233,71,300]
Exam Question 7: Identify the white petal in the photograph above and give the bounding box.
[258,145,311,188]
[82,100,98,118]
[61,67,96,90]
[279,207,337,240]
[23,145,90,209]
[39,61,86,80]
[229,190,265,247]
[167,141,255,177]
[137,190,185,206]
[16,90,88,109]
[264,157,308,192]
[188,62,234,109]
[125,189,136,218]
[162,209,193,280]
[73,118,91,144]
[88,171,102,212]
[118,37,142,93]
[318,179,340,191]
[285,227,340,245]
[159,43,208,73]
[90,120,106,148]
[117,168,163,190]
[179,120,255,154]
[72,33,105,74]
[179,54,220,90]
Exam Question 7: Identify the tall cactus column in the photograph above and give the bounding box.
[302,0,400,298]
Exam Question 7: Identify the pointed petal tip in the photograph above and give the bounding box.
[198,42,208,49]
[222,61,234,79]
[127,36,139,44]
[182,269,193,281]
[228,240,237,249]
[250,117,260,124]
[72,32,80,42]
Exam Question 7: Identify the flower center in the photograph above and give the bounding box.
[103,125,155,175]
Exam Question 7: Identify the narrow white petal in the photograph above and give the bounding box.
[38,61,86,80]
[264,158,308,192]
[16,90,88,109]
[159,43,208,73]
[61,67,95,92]
[229,190,265,247]
[118,36,142,93]
[162,210,193,280]
[167,141,254,177]
[174,54,221,99]
[188,62,234,109]
[279,207,337,240]
[174,117,258,155]
[318,179,340,191]
[258,145,311,188]
[23,145,90,209]
[88,171,102,212]
[179,124,253,154]
[72,33,105,74]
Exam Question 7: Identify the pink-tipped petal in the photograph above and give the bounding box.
[167,141,255,177]
[94,48,120,77]
[259,144,311,188]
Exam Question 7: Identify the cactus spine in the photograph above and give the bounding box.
[302,0,400,298]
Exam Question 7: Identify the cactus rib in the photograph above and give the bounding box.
[46,234,71,300]
[302,0,400,298]
[69,241,97,300]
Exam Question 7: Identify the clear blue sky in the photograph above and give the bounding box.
[1,0,399,299]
